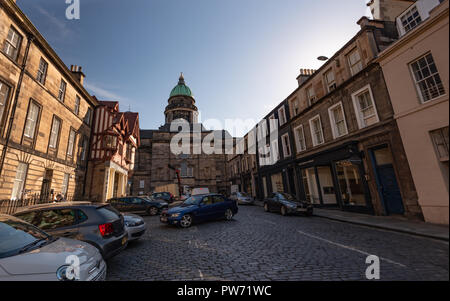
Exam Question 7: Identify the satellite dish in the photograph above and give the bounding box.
[317,56,329,61]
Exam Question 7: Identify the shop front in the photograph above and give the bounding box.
[296,141,374,214]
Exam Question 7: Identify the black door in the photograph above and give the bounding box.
[40,169,53,202]
[371,146,405,215]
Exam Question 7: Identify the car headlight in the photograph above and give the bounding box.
[125,221,136,227]
[287,203,297,208]
[171,213,181,218]
[56,265,77,281]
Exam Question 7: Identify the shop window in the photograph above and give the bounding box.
[335,160,366,207]
[271,173,284,193]
[317,166,337,205]
[301,168,320,205]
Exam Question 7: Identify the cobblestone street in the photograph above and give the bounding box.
[106,206,449,281]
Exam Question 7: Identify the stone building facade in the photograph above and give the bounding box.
[231,14,423,220]
[130,75,230,196]
[0,0,97,201]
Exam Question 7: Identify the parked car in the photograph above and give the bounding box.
[13,202,128,260]
[107,196,168,216]
[160,194,238,228]
[263,192,313,216]
[230,192,255,205]
[0,214,106,281]
[151,192,175,203]
[123,213,146,242]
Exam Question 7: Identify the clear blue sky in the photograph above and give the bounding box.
[18,0,370,137]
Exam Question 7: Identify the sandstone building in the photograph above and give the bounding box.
[0,0,98,201]
[130,74,230,196]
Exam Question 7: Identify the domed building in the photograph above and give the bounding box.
[130,74,231,197]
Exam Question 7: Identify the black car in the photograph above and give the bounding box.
[107,196,169,216]
[152,192,175,203]
[13,202,128,259]
[264,192,313,216]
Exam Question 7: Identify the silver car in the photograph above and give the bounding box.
[230,192,255,205]
[0,214,106,281]
[123,213,146,242]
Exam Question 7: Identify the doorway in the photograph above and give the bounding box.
[370,146,404,215]
[40,169,53,202]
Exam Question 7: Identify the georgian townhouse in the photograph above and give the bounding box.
[378,0,449,224]
[0,0,98,201]
[283,16,422,218]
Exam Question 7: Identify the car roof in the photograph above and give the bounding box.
[14,202,108,214]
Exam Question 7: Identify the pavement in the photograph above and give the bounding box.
[106,205,449,281]
[254,200,449,241]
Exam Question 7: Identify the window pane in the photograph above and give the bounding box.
[0,82,10,122]
[24,102,39,138]
[49,118,60,148]
[335,161,366,206]
[301,168,320,204]
[411,53,445,103]
[11,163,28,200]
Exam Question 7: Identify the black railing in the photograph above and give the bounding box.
[0,193,76,215]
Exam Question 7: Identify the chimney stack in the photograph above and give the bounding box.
[70,65,85,86]
[296,68,316,86]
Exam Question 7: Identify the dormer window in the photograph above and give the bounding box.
[400,6,422,34]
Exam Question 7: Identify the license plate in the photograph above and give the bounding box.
[122,236,128,245]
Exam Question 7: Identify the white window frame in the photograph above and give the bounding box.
[281,133,291,158]
[347,48,363,76]
[270,139,280,164]
[139,180,145,189]
[67,129,76,157]
[11,162,28,200]
[24,101,40,139]
[409,53,446,103]
[3,26,22,61]
[400,5,422,34]
[48,117,61,149]
[328,102,348,139]
[294,124,306,153]
[58,80,66,102]
[36,58,48,85]
[309,115,324,147]
[61,173,70,196]
[278,106,287,126]
[324,69,336,93]
[351,84,380,129]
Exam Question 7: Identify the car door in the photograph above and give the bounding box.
[195,196,215,222]
[37,209,79,239]
[132,197,148,214]
[212,195,228,219]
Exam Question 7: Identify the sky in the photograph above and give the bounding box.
[17,0,371,137]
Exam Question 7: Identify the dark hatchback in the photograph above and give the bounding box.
[152,192,175,203]
[107,196,169,216]
[13,202,128,259]
[160,194,238,228]
[264,192,313,216]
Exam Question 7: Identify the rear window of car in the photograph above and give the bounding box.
[96,205,121,221]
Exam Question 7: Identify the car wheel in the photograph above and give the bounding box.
[148,207,159,216]
[264,203,269,212]
[280,206,287,216]
[225,209,233,221]
[180,214,193,228]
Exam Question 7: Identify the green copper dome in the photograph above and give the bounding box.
[170,73,194,98]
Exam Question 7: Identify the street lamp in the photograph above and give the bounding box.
[317,56,329,61]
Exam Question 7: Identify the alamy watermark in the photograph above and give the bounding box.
[365,255,380,280]
[65,0,80,20]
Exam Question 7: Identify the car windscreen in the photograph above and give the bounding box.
[0,218,50,259]
[96,205,121,221]
[183,196,203,206]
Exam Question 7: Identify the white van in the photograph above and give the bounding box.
[191,188,210,196]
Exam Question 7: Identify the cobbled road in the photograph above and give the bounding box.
[106,206,449,281]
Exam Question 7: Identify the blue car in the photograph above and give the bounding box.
[160,194,238,228]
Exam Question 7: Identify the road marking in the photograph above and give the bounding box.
[297,230,407,268]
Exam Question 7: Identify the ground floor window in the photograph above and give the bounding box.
[301,167,320,205]
[11,163,28,200]
[317,166,337,205]
[271,173,284,193]
[335,160,366,207]
[61,173,70,196]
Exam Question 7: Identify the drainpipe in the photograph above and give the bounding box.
[0,34,34,176]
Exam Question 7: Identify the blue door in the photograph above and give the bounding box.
[371,146,405,215]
